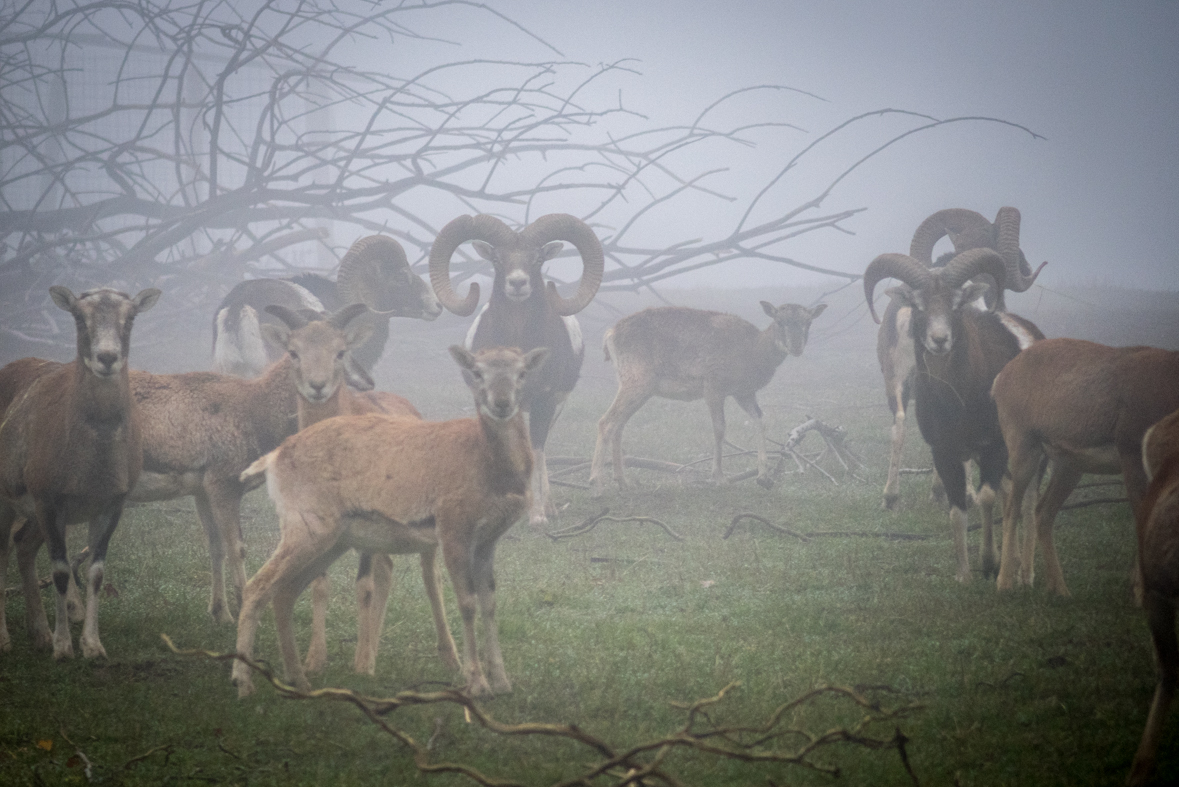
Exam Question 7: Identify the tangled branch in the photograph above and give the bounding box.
[546,507,684,542]
[162,635,924,786]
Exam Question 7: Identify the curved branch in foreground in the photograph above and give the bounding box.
[162,635,924,787]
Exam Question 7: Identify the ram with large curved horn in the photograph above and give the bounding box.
[864,248,1045,584]
[430,212,605,526]
[212,235,442,378]
[875,206,1047,510]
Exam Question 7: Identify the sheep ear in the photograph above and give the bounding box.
[343,356,375,392]
[809,303,828,319]
[260,322,289,350]
[134,288,162,313]
[523,346,550,373]
[344,321,374,351]
[955,281,991,309]
[49,286,77,313]
[760,301,777,318]
[540,241,564,261]
[449,344,477,371]
[472,241,496,262]
[884,286,916,309]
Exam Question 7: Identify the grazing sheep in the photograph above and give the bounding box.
[588,302,826,492]
[232,345,547,698]
[0,286,159,659]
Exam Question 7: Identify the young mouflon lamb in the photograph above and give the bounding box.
[232,345,547,698]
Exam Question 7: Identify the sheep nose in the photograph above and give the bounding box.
[95,351,119,371]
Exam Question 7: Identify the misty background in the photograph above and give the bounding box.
[1,0,1176,373]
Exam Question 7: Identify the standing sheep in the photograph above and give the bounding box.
[0,286,159,659]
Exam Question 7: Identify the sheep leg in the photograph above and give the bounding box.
[1000,437,1045,589]
[77,501,127,660]
[303,572,330,674]
[1122,449,1152,604]
[1018,456,1047,588]
[418,548,460,672]
[706,395,727,484]
[35,501,76,660]
[0,504,16,652]
[1129,594,1177,786]
[734,393,772,488]
[9,518,50,650]
[233,516,339,697]
[193,490,234,624]
[1033,462,1082,597]
[439,512,492,697]
[932,453,972,582]
[526,394,562,526]
[473,539,511,694]
[204,481,248,616]
[353,552,395,676]
[976,443,1009,580]
[883,383,908,509]
[590,382,651,493]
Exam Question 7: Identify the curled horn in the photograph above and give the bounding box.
[862,253,933,324]
[428,215,518,316]
[336,235,411,313]
[993,207,1046,292]
[940,248,1009,311]
[519,213,605,316]
[909,209,992,265]
[265,304,313,330]
[328,302,371,331]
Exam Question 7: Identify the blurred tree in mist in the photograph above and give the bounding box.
[0,0,1019,361]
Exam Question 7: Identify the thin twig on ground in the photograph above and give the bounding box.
[723,513,930,542]
[162,635,924,787]
[547,508,684,542]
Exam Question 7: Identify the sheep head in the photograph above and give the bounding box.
[335,235,442,321]
[760,301,828,356]
[863,248,1007,356]
[449,344,550,421]
[430,214,605,317]
[261,303,376,397]
[50,286,160,378]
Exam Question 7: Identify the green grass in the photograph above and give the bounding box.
[2,298,1175,786]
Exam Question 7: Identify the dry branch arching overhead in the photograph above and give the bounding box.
[0,1,1039,360]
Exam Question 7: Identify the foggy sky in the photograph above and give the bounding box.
[421,0,1179,291]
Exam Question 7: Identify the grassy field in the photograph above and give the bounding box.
[2,284,1177,785]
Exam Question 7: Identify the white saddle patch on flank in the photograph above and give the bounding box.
[997,312,1037,351]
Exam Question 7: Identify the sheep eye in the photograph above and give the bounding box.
[336,350,346,360]
[288,350,299,361]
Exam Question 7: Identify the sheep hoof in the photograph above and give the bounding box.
[52,637,74,660]
[465,676,493,698]
[210,601,235,626]
[80,637,107,659]
[882,494,899,511]
[756,475,774,490]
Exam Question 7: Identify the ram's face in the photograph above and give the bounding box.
[474,240,564,303]
[889,278,989,357]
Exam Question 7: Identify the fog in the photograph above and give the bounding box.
[436,0,1179,291]
[2,0,1177,369]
